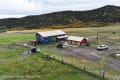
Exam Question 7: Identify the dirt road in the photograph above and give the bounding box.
[56,46,120,71]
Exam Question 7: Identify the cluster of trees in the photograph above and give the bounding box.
[0,5,120,31]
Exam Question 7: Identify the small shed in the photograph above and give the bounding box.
[67,36,88,46]
[36,30,67,44]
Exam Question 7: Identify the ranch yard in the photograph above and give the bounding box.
[37,26,120,77]
[0,32,105,80]
[0,39,102,80]
[0,25,120,79]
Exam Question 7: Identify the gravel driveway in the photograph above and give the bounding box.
[56,46,120,71]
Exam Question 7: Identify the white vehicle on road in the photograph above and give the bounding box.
[97,45,109,50]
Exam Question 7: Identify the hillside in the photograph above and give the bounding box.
[0,5,120,31]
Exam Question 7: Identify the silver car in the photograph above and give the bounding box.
[97,45,108,50]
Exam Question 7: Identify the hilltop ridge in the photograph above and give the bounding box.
[0,5,120,31]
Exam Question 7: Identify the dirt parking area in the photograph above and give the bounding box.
[55,46,120,71]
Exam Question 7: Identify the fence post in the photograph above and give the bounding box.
[61,58,64,64]
[102,72,105,79]
[84,66,86,71]
[53,56,55,60]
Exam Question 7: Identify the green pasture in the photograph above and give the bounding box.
[0,25,120,80]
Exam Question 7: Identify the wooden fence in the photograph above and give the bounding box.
[44,53,120,80]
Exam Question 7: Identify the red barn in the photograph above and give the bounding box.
[67,36,88,46]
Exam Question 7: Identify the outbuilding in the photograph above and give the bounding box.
[36,30,67,44]
[67,36,88,46]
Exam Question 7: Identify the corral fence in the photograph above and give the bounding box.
[43,52,120,80]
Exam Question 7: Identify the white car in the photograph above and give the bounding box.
[97,45,108,50]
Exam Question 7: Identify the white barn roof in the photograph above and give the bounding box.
[57,35,68,39]
[37,30,66,37]
[67,36,85,42]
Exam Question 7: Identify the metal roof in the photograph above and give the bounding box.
[67,36,85,42]
[57,35,68,39]
[37,30,66,37]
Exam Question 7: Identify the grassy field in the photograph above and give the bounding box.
[0,25,120,80]
[0,33,35,45]
[4,25,120,46]
[0,45,102,80]
[0,31,104,80]
[65,26,120,46]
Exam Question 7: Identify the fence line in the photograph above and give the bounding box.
[45,53,120,80]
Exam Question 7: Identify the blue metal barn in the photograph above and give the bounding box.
[36,30,66,44]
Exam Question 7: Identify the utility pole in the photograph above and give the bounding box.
[96,32,99,39]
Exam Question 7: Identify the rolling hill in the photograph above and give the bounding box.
[0,5,120,31]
